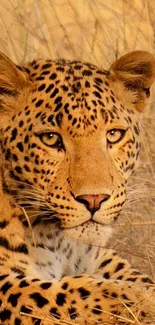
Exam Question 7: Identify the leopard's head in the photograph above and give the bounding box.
[0,51,155,245]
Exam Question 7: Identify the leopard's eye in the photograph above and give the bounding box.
[106,129,126,144]
[37,132,63,149]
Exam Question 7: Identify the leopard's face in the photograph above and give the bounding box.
[1,52,153,245]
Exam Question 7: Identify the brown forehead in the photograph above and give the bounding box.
[27,59,110,100]
[27,59,109,81]
[22,59,125,135]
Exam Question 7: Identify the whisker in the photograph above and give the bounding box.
[22,210,55,215]
[14,194,44,201]
[14,201,46,207]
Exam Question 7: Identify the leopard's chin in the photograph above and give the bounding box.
[63,221,114,246]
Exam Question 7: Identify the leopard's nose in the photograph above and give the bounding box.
[75,194,110,215]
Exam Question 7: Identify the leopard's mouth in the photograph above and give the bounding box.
[59,212,120,229]
[58,214,119,230]
[21,202,119,229]
[32,211,119,229]
[61,219,99,230]
[62,217,118,230]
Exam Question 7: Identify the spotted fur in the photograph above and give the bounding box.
[0,51,155,324]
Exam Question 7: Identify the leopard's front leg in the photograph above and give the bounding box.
[1,273,155,325]
[93,248,154,284]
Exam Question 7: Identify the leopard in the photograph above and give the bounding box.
[0,50,155,325]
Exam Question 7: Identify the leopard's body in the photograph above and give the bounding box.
[0,51,155,325]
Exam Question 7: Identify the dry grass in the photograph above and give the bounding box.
[20,303,155,325]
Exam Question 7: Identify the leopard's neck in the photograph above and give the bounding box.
[25,223,105,280]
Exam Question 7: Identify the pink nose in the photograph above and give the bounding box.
[76,194,110,215]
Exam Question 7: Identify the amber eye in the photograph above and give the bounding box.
[38,132,63,149]
[106,129,126,144]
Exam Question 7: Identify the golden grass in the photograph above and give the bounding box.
[20,304,155,325]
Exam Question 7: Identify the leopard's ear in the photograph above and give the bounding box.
[109,51,155,111]
[0,52,28,95]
